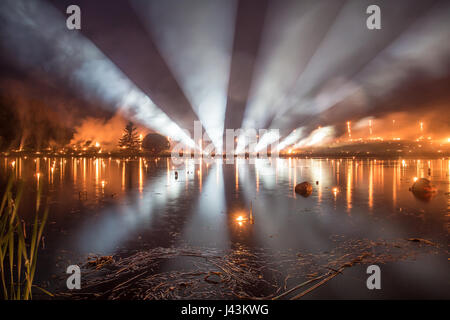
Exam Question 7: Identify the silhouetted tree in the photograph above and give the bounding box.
[118,121,140,151]
[142,133,170,154]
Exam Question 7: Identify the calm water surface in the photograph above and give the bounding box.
[1,156,449,298]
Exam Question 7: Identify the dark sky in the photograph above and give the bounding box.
[0,0,449,147]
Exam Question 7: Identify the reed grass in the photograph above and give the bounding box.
[0,177,50,300]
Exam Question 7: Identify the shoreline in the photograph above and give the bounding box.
[1,152,449,160]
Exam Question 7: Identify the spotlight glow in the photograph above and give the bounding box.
[132,0,238,153]
[0,0,195,148]
[294,126,335,148]
[265,1,450,144]
[276,128,304,152]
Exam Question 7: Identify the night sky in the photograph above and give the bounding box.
[0,0,449,150]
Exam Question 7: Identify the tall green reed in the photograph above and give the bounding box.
[0,177,51,300]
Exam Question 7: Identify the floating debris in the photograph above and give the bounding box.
[56,237,443,300]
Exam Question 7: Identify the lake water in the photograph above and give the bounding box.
[1,156,449,299]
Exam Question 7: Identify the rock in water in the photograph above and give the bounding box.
[295,182,313,197]
[411,178,437,201]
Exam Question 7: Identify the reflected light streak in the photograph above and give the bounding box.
[73,158,77,184]
[122,162,126,191]
[139,157,143,194]
[293,159,297,198]
[393,165,397,208]
[235,160,239,191]
[95,159,99,186]
[166,158,171,185]
[347,160,352,213]
[446,159,450,214]
[83,158,86,190]
[369,160,374,210]
[256,165,259,193]
[198,158,203,193]
[180,161,229,248]
[288,157,292,188]
[75,162,178,254]
[60,158,63,182]
[36,172,41,190]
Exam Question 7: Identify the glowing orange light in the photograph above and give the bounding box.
[413,177,418,182]
[11,161,15,168]
[236,215,247,227]
[288,149,292,154]
[95,142,100,147]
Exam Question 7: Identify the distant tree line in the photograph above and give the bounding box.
[118,121,170,155]
[0,96,73,151]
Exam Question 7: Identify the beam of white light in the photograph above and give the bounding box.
[294,126,335,148]
[356,2,450,95]
[268,0,428,124]
[264,1,450,149]
[276,128,305,151]
[241,0,339,129]
[0,0,195,148]
[236,0,340,153]
[270,0,372,120]
[131,0,238,153]
[255,130,280,153]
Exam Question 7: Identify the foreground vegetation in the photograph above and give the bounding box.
[0,178,49,300]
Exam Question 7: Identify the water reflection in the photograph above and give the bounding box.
[0,156,448,260]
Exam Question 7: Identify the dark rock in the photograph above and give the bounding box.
[411,178,437,201]
[295,182,313,197]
